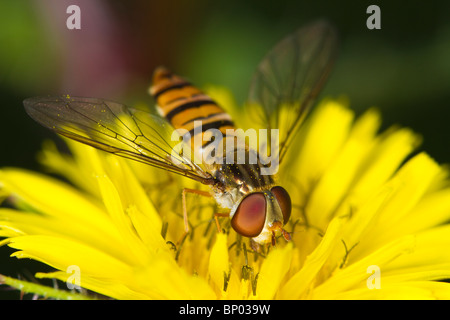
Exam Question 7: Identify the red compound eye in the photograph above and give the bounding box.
[231,193,266,237]
[271,186,292,224]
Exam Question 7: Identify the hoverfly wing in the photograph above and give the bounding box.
[23,95,213,184]
[247,20,338,163]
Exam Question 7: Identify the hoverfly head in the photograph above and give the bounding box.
[230,186,292,244]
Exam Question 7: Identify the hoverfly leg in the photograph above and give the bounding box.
[214,212,229,233]
[281,228,292,241]
[271,231,276,247]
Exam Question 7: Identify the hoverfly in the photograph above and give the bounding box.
[23,20,337,246]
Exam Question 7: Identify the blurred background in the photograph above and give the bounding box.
[0,0,449,298]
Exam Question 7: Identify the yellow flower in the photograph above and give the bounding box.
[2,88,450,300]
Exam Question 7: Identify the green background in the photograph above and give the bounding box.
[0,0,449,298]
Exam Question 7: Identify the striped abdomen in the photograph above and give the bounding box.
[150,67,235,152]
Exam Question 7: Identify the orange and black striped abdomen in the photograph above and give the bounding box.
[149,67,235,149]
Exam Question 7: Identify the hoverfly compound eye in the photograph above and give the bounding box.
[231,193,266,237]
[271,186,292,224]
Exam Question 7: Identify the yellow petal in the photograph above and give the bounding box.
[305,108,381,228]
[126,205,167,249]
[351,127,421,201]
[312,235,416,298]
[324,281,450,300]
[38,139,103,197]
[95,174,152,264]
[280,216,346,299]
[8,235,133,279]
[208,232,229,296]
[351,153,443,254]
[133,251,215,299]
[0,168,113,232]
[0,208,132,262]
[387,224,450,271]
[294,101,354,191]
[103,155,162,234]
[257,243,293,299]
